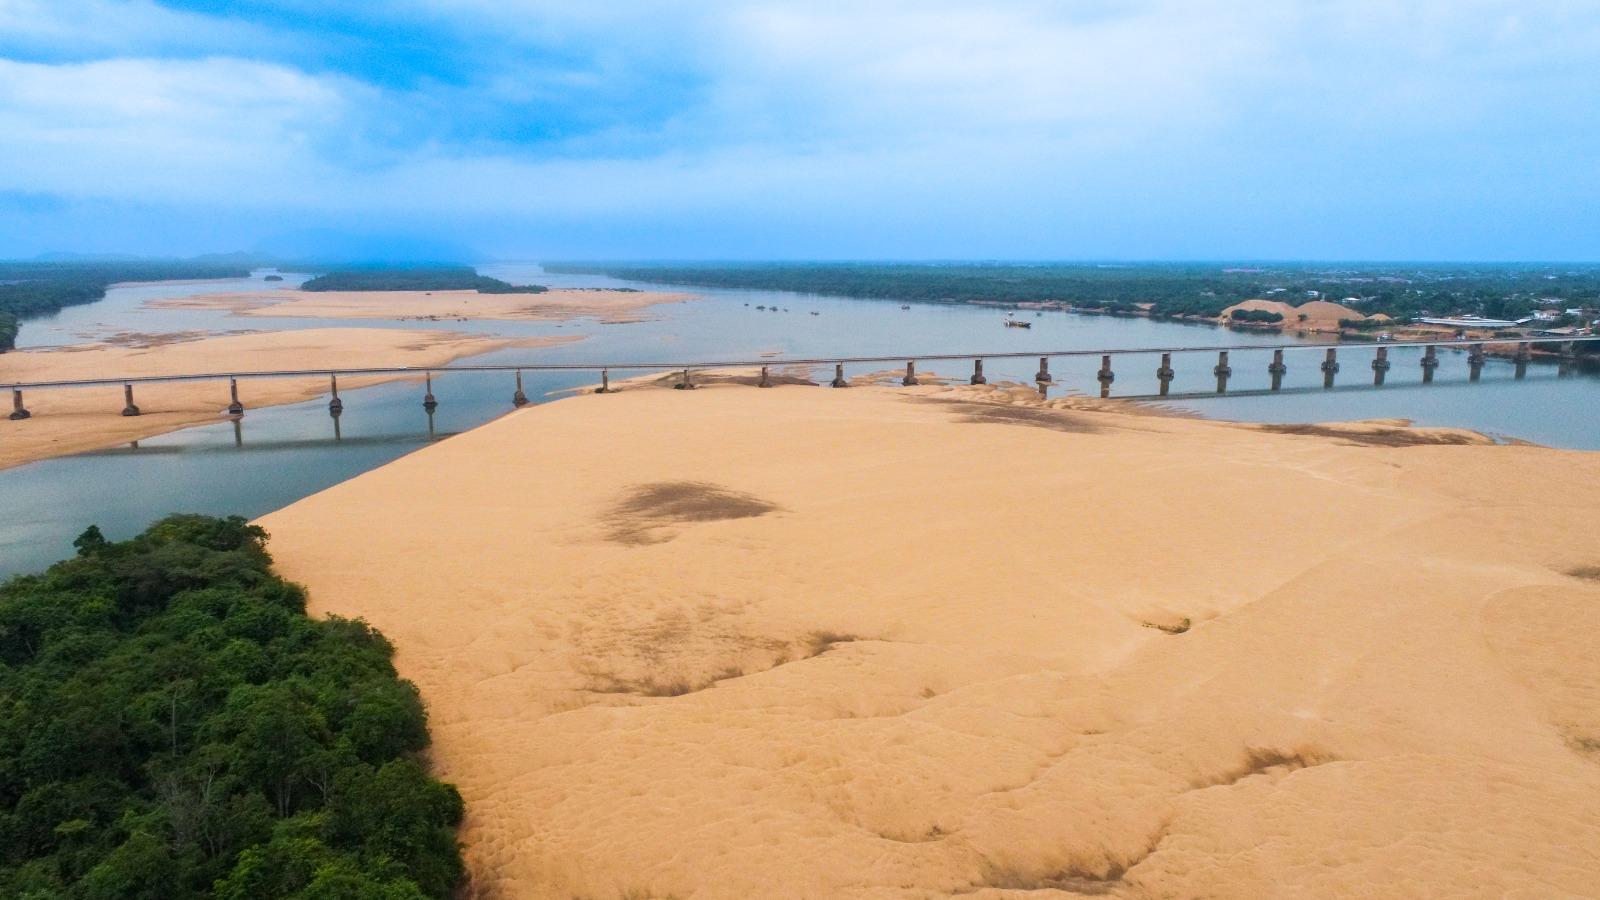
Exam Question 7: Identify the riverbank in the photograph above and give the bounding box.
[157,287,694,325]
[258,381,1600,899]
[0,328,577,470]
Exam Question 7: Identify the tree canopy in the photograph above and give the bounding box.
[299,268,546,295]
[0,515,463,899]
[543,261,1600,323]
[0,262,252,351]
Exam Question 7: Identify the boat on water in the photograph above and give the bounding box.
[1005,319,1032,328]
[900,305,910,310]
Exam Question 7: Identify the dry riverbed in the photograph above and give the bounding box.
[260,381,1600,899]
[156,287,693,325]
[0,328,577,470]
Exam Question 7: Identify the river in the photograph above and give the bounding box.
[1,263,1595,577]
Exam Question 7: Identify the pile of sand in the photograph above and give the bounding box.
[1222,298,1364,328]
[260,383,1600,898]
[158,288,693,325]
[0,328,575,470]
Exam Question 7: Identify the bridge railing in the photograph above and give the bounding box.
[6,335,1598,420]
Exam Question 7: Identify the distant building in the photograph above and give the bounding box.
[1416,314,1532,329]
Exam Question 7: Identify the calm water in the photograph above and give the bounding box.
[2,264,1595,577]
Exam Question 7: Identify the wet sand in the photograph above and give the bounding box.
[0,328,577,470]
[158,287,693,325]
[259,382,1600,898]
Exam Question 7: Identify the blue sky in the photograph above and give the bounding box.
[0,0,1597,261]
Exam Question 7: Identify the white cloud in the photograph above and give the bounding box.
[0,0,272,56]
[1,0,1599,256]
[0,57,352,198]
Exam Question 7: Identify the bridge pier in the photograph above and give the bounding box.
[758,366,773,388]
[513,370,528,407]
[1034,357,1052,384]
[1514,343,1531,380]
[1268,349,1287,391]
[832,363,849,387]
[121,383,141,417]
[1156,352,1174,396]
[1213,351,1232,393]
[1321,349,1340,389]
[1560,341,1578,377]
[1372,346,1391,386]
[902,361,919,386]
[1097,354,1115,398]
[1420,345,1439,384]
[9,388,29,420]
[970,359,986,385]
[328,374,343,416]
[674,368,696,390]
[226,377,244,416]
[423,374,438,411]
[1468,343,1485,382]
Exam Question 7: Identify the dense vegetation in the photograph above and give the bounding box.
[0,516,464,899]
[1228,309,1284,323]
[0,262,252,351]
[544,262,1600,323]
[300,268,545,294]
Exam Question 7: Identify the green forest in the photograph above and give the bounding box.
[0,516,463,899]
[0,262,252,351]
[299,268,546,294]
[543,262,1600,323]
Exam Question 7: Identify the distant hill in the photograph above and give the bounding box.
[299,267,546,294]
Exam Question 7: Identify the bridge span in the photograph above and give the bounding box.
[6,335,1599,421]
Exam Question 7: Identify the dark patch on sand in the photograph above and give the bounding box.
[604,480,780,545]
[921,399,1099,434]
[965,828,1166,896]
[578,627,864,698]
[1258,423,1481,447]
[1192,747,1333,790]
[1566,566,1600,582]
[1140,617,1191,635]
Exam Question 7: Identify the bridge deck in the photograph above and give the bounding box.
[4,335,1597,390]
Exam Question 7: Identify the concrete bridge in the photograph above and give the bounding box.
[7,335,1599,422]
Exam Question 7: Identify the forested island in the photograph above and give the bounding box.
[0,516,463,899]
[299,268,546,294]
[543,262,1600,324]
[0,262,253,351]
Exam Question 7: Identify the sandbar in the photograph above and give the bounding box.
[158,288,694,325]
[259,382,1600,898]
[0,328,577,470]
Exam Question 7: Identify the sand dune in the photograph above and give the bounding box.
[0,328,576,470]
[158,287,693,325]
[258,382,1600,898]
[1221,298,1364,329]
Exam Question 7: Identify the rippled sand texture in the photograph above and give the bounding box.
[259,383,1600,899]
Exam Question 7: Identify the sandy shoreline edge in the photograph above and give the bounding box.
[258,382,1600,899]
[155,287,694,325]
[0,328,580,471]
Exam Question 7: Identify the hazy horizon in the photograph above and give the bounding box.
[3,2,1598,261]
